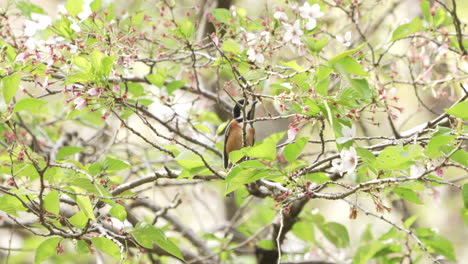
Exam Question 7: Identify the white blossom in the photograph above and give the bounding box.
[70,21,81,33]
[247,48,265,64]
[410,164,425,177]
[299,2,324,20]
[260,31,271,43]
[337,31,352,47]
[283,20,303,45]
[74,97,87,110]
[332,147,358,175]
[274,11,288,22]
[304,19,317,30]
[78,2,93,21]
[336,125,356,144]
[24,13,52,37]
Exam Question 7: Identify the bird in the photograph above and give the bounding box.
[223,99,258,169]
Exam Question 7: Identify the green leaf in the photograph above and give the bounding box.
[375,145,422,170]
[305,37,329,53]
[13,98,47,112]
[461,208,468,226]
[256,240,276,250]
[43,191,60,215]
[132,222,184,260]
[57,146,86,160]
[90,0,101,12]
[331,56,368,77]
[244,132,285,161]
[71,187,96,220]
[0,195,27,216]
[179,20,194,38]
[284,137,308,163]
[127,82,144,97]
[391,17,422,41]
[91,237,121,260]
[451,150,468,167]
[73,239,90,254]
[146,69,167,88]
[222,39,241,54]
[446,101,468,120]
[349,78,370,97]
[166,80,185,94]
[328,43,366,64]
[416,228,456,261]
[292,221,315,243]
[281,60,305,71]
[420,0,432,23]
[318,222,349,248]
[16,1,46,19]
[403,215,418,228]
[66,0,84,16]
[303,172,330,184]
[394,187,423,204]
[103,157,131,171]
[211,8,231,24]
[109,203,127,222]
[225,160,268,194]
[35,237,63,264]
[352,242,386,264]
[2,73,21,104]
[425,135,456,158]
[462,184,468,209]
[69,211,88,229]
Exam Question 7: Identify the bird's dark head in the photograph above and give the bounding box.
[233,99,258,122]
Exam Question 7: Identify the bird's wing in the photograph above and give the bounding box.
[223,120,232,169]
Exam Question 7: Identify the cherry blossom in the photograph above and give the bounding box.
[336,125,356,144]
[78,0,94,21]
[24,13,52,37]
[74,97,87,110]
[274,11,288,22]
[70,21,81,33]
[337,31,352,47]
[304,19,317,31]
[299,2,324,20]
[332,147,358,175]
[247,48,265,64]
[410,164,425,177]
[88,88,102,96]
[299,2,323,31]
[283,20,303,45]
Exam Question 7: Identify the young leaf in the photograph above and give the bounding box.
[445,101,468,120]
[331,56,369,77]
[318,222,349,248]
[14,98,47,112]
[352,242,386,264]
[57,146,86,160]
[391,17,422,41]
[2,73,21,104]
[35,237,63,264]
[284,137,308,163]
[211,8,231,24]
[91,237,121,260]
[109,203,127,222]
[462,184,468,209]
[69,211,88,229]
[132,222,184,260]
[292,221,315,243]
[166,80,185,94]
[43,191,60,215]
[394,187,423,204]
[66,0,84,16]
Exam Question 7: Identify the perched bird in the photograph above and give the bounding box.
[223,99,258,169]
